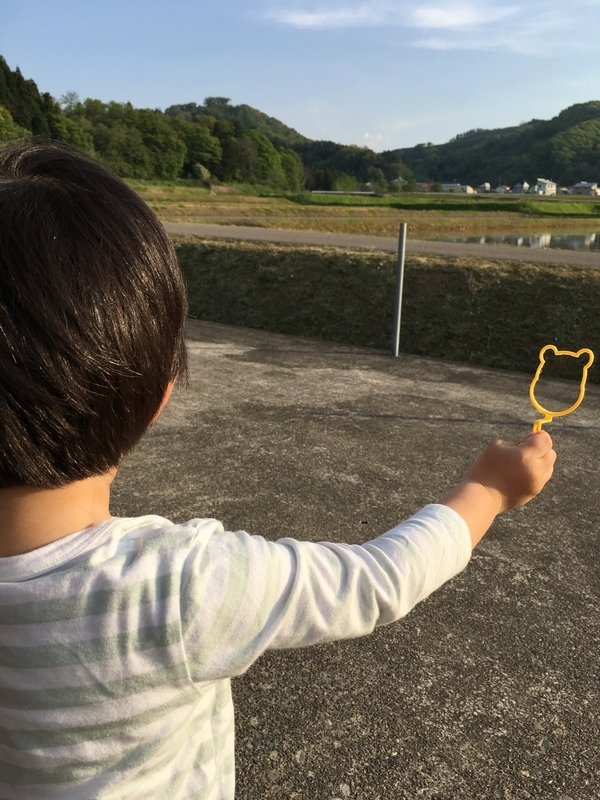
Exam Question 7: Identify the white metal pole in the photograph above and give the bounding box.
[392,223,407,357]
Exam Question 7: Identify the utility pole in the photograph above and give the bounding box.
[392,223,407,357]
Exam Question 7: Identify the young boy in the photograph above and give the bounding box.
[0,144,555,800]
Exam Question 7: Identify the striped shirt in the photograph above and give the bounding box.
[0,504,471,799]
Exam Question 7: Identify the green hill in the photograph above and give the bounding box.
[0,59,304,189]
[393,102,600,187]
[292,139,413,191]
[163,100,415,190]
[3,52,600,192]
[165,98,310,148]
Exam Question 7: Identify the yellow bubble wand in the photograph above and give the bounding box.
[529,345,594,432]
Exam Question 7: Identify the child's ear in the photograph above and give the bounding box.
[151,380,175,423]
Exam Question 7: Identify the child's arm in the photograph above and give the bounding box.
[440,430,556,548]
[177,432,556,680]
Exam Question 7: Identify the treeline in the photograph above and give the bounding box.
[394,102,600,187]
[62,96,304,189]
[294,140,414,192]
[3,54,600,192]
[166,98,309,148]
[0,57,304,190]
[0,56,413,192]
[165,99,415,191]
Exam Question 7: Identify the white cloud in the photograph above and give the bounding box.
[363,132,383,146]
[270,4,383,27]
[265,0,597,54]
[413,6,571,53]
[266,1,520,30]
[410,3,518,29]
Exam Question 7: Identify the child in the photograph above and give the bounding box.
[0,144,555,800]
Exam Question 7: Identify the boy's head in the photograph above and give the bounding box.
[0,143,188,488]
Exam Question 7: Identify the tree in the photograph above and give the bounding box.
[0,56,53,135]
[204,97,231,107]
[92,121,153,178]
[59,91,81,114]
[303,168,338,191]
[133,109,186,180]
[333,172,359,192]
[365,166,387,193]
[0,104,30,143]
[168,117,222,176]
[48,114,94,152]
[244,130,286,187]
[64,99,154,178]
[192,163,211,187]
[280,150,304,191]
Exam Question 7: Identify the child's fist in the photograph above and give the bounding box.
[464,431,556,512]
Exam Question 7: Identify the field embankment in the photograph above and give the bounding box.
[288,192,600,217]
[174,237,600,382]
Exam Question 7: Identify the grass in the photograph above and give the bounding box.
[129,182,600,240]
[290,192,600,217]
[173,236,600,383]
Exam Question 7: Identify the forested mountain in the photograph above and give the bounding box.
[393,102,600,186]
[164,99,415,189]
[0,57,304,189]
[2,54,599,191]
[165,98,309,148]
[0,57,412,191]
[60,95,304,188]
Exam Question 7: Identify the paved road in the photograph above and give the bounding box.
[112,319,600,799]
[163,221,600,267]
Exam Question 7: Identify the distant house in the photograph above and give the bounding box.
[495,185,510,194]
[478,182,491,193]
[512,181,529,194]
[441,183,462,193]
[530,234,552,248]
[531,179,557,196]
[571,181,600,196]
[460,185,475,194]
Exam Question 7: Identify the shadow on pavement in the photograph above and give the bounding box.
[112,319,600,800]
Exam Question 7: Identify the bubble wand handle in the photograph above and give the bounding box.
[529,345,594,432]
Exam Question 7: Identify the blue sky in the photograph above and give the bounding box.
[1,0,600,151]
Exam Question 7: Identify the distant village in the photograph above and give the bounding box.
[314,178,600,198]
[409,179,600,196]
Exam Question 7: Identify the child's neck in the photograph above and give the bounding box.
[0,471,115,558]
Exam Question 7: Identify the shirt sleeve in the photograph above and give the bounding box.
[178,504,471,683]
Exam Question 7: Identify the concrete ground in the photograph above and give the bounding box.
[163,222,600,268]
[111,320,600,800]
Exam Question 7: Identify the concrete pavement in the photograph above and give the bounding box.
[112,320,600,799]
[163,221,600,268]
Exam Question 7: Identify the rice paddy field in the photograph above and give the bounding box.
[131,181,600,239]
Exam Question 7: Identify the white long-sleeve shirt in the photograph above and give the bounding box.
[0,504,471,799]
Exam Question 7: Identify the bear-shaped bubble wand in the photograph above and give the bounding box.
[529,345,594,432]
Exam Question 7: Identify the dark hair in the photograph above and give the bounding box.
[0,143,188,488]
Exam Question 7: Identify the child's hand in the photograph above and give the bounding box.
[440,431,556,547]
[464,431,556,512]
